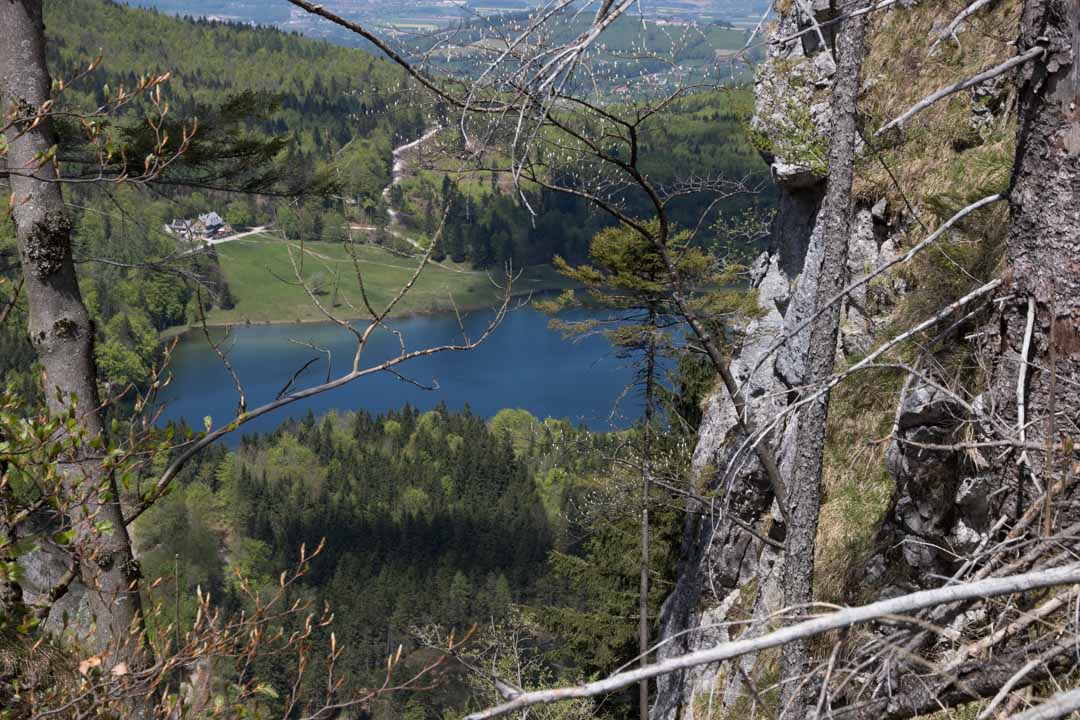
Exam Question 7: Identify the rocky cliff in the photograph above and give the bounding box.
[653,1,1019,717]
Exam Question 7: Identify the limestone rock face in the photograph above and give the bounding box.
[842,206,901,355]
[654,7,838,710]
[751,1,834,194]
[653,1,1023,716]
[17,533,91,637]
[886,383,968,580]
[652,3,908,717]
[771,160,822,190]
[653,199,816,718]
[882,380,996,588]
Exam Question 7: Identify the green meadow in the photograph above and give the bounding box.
[202,235,575,326]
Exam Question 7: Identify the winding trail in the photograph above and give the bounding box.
[206,129,485,282]
[358,125,486,275]
[382,125,442,212]
[205,225,268,246]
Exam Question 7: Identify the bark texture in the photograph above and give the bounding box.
[988,0,1079,531]
[640,316,657,720]
[0,0,144,660]
[653,2,905,714]
[779,5,869,713]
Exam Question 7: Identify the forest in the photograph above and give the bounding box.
[395,89,770,270]
[0,0,770,395]
[144,399,698,717]
[0,0,425,398]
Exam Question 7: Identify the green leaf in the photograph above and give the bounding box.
[9,538,39,559]
[1,560,24,583]
[53,529,77,546]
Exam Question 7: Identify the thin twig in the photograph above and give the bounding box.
[929,0,998,54]
[876,46,1045,136]
[1017,297,1036,475]
[465,564,1080,719]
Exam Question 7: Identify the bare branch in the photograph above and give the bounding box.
[1017,297,1037,476]
[0,276,24,327]
[976,637,1079,720]
[876,46,1045,136]
[465,564,1080,719]
[930,0,998,53]
[743,193,1004,399]
[1007,688,1080,720]
[770,0,900,47]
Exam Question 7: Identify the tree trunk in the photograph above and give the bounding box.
[988,0,1079,531]
[639,308,657,720]
[0,0,144,662]
[0,481,27,623]
[779,4,869,715]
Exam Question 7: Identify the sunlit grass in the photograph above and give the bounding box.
[200,234,575,326]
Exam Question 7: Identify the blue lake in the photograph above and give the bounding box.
[158,305,645,441]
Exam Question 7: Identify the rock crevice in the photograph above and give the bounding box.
[653,5,908,716]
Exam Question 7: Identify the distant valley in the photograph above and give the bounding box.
[118,0,772,30]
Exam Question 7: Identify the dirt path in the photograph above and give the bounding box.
[206,225,268,245]
[356,128,492,276]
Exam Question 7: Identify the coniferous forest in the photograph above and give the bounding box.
[147,402,692,717]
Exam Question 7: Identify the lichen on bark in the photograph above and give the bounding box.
[23,209,72,278]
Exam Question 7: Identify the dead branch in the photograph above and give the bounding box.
[464,564,1080,719]
[743,193,1004,387]
[1006,687,1080,720]
[770,0,900,47]
[723,278,1003,489]
[930,0,999,53]
[876,46,1045,136]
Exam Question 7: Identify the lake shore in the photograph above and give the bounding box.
[163,124,561,340]
[186,230,580,332]
[159,278,572,341]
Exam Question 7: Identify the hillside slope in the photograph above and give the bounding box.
[1,0,430,396]
[45,0,425,153]
[654,2,1021,717]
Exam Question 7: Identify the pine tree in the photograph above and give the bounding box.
[541,220,717,718]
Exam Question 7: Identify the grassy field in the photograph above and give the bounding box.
[202,235,575,326]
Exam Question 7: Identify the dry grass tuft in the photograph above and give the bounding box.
[0,634,79,714]
[814,366,899,605]
[856,0,1021,209]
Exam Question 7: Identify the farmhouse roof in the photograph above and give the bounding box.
[199,211,224,228]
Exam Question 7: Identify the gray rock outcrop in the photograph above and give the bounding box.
[652,4,906,717]
[653,0,1023,716]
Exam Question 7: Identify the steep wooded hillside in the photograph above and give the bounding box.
[0,0,427,398]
